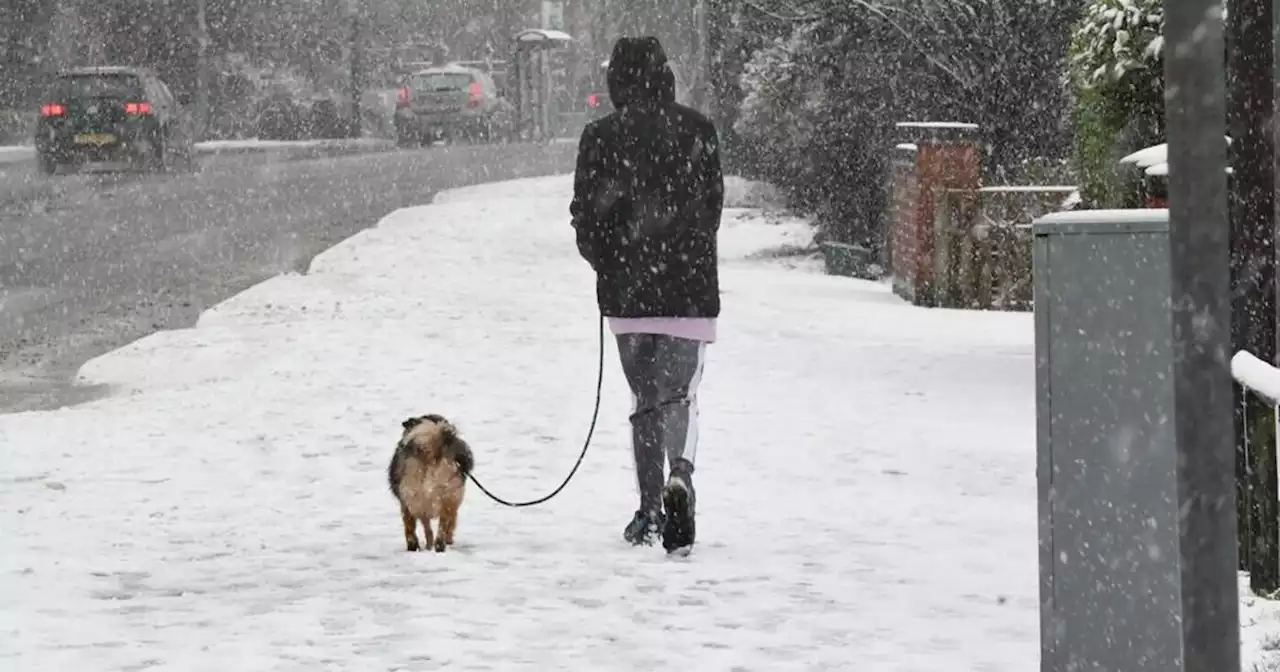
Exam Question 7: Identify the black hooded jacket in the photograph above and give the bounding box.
[569,37,724,319]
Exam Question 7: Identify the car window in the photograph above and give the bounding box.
[411,72,474,92]
[57,74,144,99]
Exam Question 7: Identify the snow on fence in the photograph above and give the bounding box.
[1232,350,1280,403]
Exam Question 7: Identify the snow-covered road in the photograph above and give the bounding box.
[0,138,396,166]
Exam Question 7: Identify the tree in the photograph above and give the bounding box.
[733,0,1085,246]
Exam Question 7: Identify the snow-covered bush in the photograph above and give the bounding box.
[1069,0,1164,90]
[1066,0,1165,207]
[733,18,895,246]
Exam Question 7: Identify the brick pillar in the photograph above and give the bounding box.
[889,122,981,306]
[887,143,918,280]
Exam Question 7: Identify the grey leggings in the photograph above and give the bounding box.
[615,333,707,512]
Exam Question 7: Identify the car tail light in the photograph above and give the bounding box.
[587,93,600,108]
[467,82,483,108]
[124,101,152,115]
[396,87,410,107]
[39,103,66,117]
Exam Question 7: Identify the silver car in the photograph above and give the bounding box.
[394,65,513,146]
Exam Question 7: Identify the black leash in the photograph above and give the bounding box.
[465,314,605,507]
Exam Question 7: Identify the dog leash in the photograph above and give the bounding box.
[464,314,605,508]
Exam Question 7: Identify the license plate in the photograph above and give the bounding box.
[73,132,116,146]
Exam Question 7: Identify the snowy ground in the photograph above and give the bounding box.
[0,174,1274,670]
[195,137,395,154]
[0,138,394,165]
[0,145,32,164]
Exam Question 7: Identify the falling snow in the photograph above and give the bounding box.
[2,2,1278,671]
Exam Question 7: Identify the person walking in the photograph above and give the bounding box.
[569,36,724,556]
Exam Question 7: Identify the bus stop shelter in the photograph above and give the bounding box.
[511,28,573,141]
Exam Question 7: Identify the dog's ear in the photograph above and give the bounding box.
[402,417,423,431]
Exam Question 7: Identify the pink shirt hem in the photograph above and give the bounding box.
[607,317,717,343]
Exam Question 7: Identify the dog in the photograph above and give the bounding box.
[387,414,474,552]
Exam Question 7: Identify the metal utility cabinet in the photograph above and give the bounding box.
[1033,209,1183,672]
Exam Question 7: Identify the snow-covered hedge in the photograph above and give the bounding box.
[1066,0,1165,208]
[1068,0,1163,91]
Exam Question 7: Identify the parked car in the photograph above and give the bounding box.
[582,60,612,123]
[394,64,514,146]
[256,91,354,141]
[450,59,510,98]
[34,66,196,174]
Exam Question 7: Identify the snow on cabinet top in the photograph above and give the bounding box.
[1029,208,1169,233]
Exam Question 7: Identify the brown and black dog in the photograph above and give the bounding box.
[387,414,474,552]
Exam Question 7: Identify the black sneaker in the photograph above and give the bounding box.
[623,509,664,546]
[662,467,696,556]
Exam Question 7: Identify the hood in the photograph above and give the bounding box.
[606,36,675,109]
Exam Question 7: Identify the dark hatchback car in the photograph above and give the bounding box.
[34,66,197,174]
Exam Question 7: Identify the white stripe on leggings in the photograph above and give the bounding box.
[681,342,708,466]
[629,388,641,500]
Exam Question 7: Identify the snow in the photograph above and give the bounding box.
[194,138,394,153]
[0,173,1275,669]
[1119,137,1233,168]
[1061,190,1083,210]
[1143,162,1235,177]
[1243,575,1280,668]
[412,63,475,75]
[894,121,980,130]
[0,145,35,164]
[1119,142,1169,167]
[515,28,573,43]
[1033,207,1168,229]
[977,185,1078,193]
[0,138,391,165]
[1232,351,1280,403]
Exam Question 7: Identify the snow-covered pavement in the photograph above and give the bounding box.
[0,173,1270,670]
